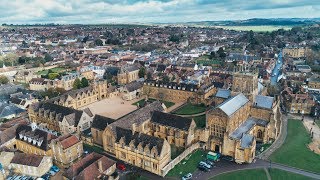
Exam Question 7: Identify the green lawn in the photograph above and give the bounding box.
[270,119,320,173]
[269,168,313,180]
[171,144,185,159]
[210,168,311,180]
[173,103,207,115]
[166,149,206,177]
[316,120,320,128]
[83,143,105,154]
[132,98,175,108]
[189,115,206,128]
[36,67,66,75]
[211,169,268,180]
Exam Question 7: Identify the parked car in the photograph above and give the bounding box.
[51,166,60,173]
[199,161,211,169]
[198,165,209,172]
[205,159,214,166]
[221,155,234,162]
[181,173,192,180]
[117,163,126,171]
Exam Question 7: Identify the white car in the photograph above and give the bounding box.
[199,161,211,169]
[182,173,192,180]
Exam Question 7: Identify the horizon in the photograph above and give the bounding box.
[1,0,320,24]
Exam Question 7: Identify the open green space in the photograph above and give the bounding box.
[171,144,185,159]
[316,120,320,128]
[270,119,320,173]
[173,103,206,115]
[216,25,292,32]
[36,67,66,75]
[132,98,175,108]
[189,115,206,128]
[269,168,312,180]
[211,169,268,180]
[83,143,105,154]
[166,149,206,177]
[210,168,311,180]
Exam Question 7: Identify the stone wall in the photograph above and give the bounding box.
[161,142,200,177]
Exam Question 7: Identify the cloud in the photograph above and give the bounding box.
[0,0,319,24]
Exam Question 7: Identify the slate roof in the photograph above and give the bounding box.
[0,102,24,118]
[10,153,44,167]
[125,81,143,92]
[240,134,254,148]
[218,93,249,117]
[230,117,268,140]
[144,80,199,92]
[110,101,164,132]
[215,89,231,99]
[254,95,274,109]
[37,103,84,126]
[15,124,57,151]
[151,111,192,131]
[91,115,115,131]
[115,127,164,155]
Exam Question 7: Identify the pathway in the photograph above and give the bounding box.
[264,168,271,180]
[177,111,206,118]
[258,114,287,160]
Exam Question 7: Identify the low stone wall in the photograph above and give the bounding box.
[161,142,200,177]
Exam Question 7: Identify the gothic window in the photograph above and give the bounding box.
[257,129,263,139]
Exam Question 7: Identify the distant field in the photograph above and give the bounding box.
[216,26,292,32]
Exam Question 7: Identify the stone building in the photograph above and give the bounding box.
[283,47,311,58]
[28,102,94,135]
[91,115,115,147]
[51,134,83,168]
[117,66,139,85]
[63,152,117,180]
[47,80,108,110]
[232,71,259,102]
[57,73,82,91]
[284,93,315,114]
[114,127,171,176]
[143,80,218,103]
[206,93,280,164]
[0,152,52,178]
[122,81,144,101]
[29,78,54,91]
[149,111,196,147]
[15,124,57,156]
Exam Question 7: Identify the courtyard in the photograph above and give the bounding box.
[81,96,139,119]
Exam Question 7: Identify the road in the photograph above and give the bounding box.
[271,51,283,85]
[258,114,287,160]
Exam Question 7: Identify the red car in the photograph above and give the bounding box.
[117,163,126,171]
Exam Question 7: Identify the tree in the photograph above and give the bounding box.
[0,75,9,84]
[81,77,89,88]
[209,51,216,59]
[48,73,59,80]
[138,67,146,78]
[163,75,170,83]
[44,53,53,62]
[73,78,82,89]
[94,39,103,46]
[217,47,226,59]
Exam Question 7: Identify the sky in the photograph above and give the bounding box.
[0,0,320,24]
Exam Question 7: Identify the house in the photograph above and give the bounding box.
[15,124,57,156]
[0,117,29,149]
[117,65,139,85]
[0,152,52,177]
[63,152,117,180]
[122,81,144,101]
[29,78,54,91]
[51,134,83,168]
[28,102,94,135]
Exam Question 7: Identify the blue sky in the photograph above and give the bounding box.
[0,0,319,24]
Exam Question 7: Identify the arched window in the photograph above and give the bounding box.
[257,129,263,139]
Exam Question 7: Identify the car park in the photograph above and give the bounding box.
[205,159,214,166]
[199,161,211,169]
[181,173,192,180]
[198,165,209,172]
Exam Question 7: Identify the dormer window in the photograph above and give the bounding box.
[37,139,43,147]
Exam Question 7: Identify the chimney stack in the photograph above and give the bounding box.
[98,159,103,172]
